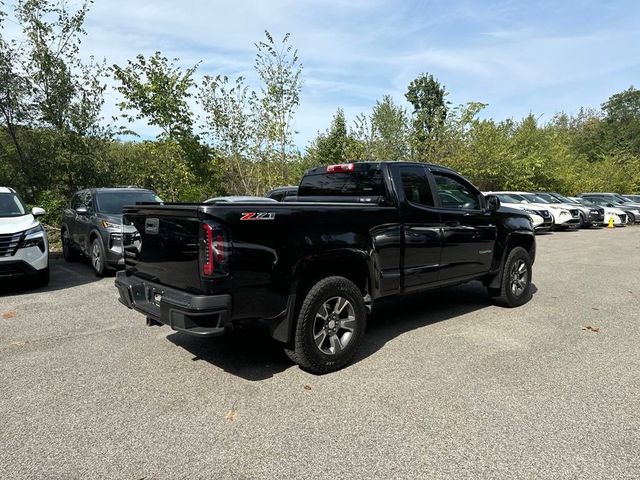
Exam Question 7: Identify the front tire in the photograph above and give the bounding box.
[285,276,367,374]
[489,246,533,308]
[627,212,636,224]
[90,237,107,277]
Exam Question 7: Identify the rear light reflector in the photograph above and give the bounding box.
[213,233,224,264]
[202,223,214,276]
[327,163,355,173]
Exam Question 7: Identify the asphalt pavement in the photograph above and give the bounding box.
[1,226,639,479]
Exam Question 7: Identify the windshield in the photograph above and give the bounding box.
[554,194,576,204]
[614,194,632,204]
[0,192,27,217]
[536,193,561,204]
[496,193,527,204]
[522,194,548,204]
[586,198,613,207]
[96,191,162,215]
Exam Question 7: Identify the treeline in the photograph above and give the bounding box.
[1,0,639,227]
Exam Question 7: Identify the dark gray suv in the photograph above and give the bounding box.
[61,187,162,276]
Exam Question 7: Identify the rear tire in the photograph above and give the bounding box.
[285,276,367,374]
[489,247,533,308]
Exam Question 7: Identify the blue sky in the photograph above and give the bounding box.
[12,0,640,146]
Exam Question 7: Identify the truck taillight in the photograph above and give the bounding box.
[202,223,214,276]
[201,222,229,277]
[327,163,355,173]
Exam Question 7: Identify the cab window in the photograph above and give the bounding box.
[399,165,434,206]
[432,172,481,210]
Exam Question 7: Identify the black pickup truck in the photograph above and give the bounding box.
[116,162,536,373]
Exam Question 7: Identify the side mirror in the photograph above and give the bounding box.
[75,206,88,215]
[485,194,500,213]
[32,207,46,217]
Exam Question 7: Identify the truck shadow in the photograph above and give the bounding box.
[167,282,537,381]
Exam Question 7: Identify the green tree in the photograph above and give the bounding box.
[370,95,409,160]
[199,31,303,194]
[112,52,198,140]
[601,86,640,155]
[199,74,262,194]
[255,31,303,181]
[405,73,449,161]
[0,0,108,203]
[307,108,358,165]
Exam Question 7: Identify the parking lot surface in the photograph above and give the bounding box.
[1,227,639,479]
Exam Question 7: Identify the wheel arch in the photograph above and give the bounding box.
[269,251,372,346]
[488,230,535,289]
[89,229,101,244]
[294,251,371,299]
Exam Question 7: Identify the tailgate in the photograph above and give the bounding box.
[123,205,202,292]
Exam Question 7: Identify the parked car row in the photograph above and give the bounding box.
[484,191,640,231]
[266,185,640,232]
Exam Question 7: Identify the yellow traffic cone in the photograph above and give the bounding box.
[607,217,615,228]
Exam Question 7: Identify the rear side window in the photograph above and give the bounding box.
[96,191,162,214]
[298,166,386,197]
[399,166,434,206]
[70,194,81,210]
[82,192,94,210]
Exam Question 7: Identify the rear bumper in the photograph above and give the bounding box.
[115,271,230,337]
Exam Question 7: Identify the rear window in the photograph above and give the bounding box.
[298,165,386,197]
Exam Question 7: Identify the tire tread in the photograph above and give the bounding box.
[285,276,366,374]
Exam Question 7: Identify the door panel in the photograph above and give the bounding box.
[431,170,497,281]
[66,194,80,245]
[77,191,93,252]
[438,211,497,280]
[393,165,443,292]
[403,218,442,289]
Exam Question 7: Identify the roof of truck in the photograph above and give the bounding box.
[303,161,457,176]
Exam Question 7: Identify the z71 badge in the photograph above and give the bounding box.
[240,212,276,221]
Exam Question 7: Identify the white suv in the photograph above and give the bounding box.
[0,187,49,286]
[492,191,581,229]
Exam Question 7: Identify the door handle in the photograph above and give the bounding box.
[444,220,460,227]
